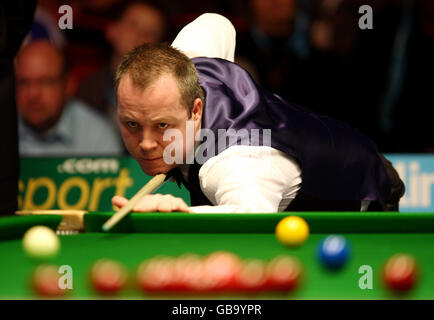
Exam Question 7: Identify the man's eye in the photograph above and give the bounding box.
[126,121,138,128]
[158,123,168,129]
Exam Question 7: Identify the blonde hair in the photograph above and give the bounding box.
[115,43,204,115]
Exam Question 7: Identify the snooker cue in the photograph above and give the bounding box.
[102,173,167,232]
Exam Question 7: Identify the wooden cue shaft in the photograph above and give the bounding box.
[102,173,167,231]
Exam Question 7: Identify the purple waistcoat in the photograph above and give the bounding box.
[170,57,391,209]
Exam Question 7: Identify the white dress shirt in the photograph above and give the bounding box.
[172,13,368,213]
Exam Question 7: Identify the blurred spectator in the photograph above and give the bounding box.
[302,0,434,152]
[299,0,402,147]
[235,0,310,102]
[76,0,168,122]
[0,0,36,215]
[303,0,369,132]
[378,0,434,152]
[15,40,124,156]
[22,5,67,50]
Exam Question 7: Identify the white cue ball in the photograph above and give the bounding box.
[22,226,60,260]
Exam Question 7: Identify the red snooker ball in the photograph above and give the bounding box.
[90,259,128,295]
[32,264,65,297]
[172,254,202,292]
[177,255,210,292]
[264,255,302,291]
[236,259,267,292]
[136,256,176,293]
[202,251,243,291]
[383,254,418,292]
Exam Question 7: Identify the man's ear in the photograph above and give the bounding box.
[191,98,203,135]
[191,98,203,123]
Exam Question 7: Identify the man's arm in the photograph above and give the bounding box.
[171,13,236,62]
[112,146,301,214]
[190,146,302,213]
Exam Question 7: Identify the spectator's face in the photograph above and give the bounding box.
[117,74,202,176]
[15,41,67,133]
[108,4,165,57]
[252,0,296,26]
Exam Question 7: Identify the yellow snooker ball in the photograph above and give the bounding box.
[22,226,60,260]
[275,216,310,247]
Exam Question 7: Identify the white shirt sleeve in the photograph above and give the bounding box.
[189,146,302,213]
[171,13,236,62]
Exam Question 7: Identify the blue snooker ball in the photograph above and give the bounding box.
[317,235,350,270]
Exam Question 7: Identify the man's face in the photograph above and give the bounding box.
[253,0,296,26]
[117,74,202,176]
[15,42,67,133]
[108,4,165,57]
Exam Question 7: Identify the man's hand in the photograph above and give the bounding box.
[112,194,190,213]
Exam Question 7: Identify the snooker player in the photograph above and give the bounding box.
[112,14,404,214]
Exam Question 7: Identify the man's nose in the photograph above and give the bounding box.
[27,82,41,100]
[139,129,158,151]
